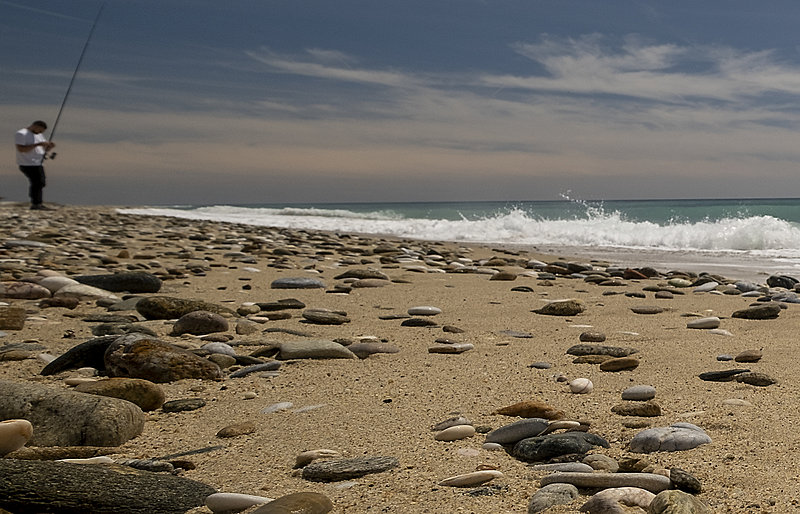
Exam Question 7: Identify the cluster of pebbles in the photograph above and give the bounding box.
[0,205,796,512]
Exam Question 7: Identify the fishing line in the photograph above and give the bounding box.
[43,1,106,162]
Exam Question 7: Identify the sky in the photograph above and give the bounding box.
[5,1,800,206]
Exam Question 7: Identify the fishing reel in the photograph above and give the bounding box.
[44,152,57,161]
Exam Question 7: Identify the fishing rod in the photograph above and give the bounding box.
[42,1,106,163]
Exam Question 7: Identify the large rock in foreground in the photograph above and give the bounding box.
[0,459,215,514]
[105,334,223,383]
[0,380,144,447]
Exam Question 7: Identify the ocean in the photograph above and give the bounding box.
[119,197,800,283]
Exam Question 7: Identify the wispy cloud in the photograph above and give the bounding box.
[246,47,424,88]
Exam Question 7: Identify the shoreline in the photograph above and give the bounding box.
[0,204,797,512]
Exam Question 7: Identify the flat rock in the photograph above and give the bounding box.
[105,334,223,383]
[428,343,473,354]
[540,472,670,493]
[301,456,398,482]
[534,299,586,316]
[438,470,503,487]
[734,349,762,362]
[629,423,711,453]
[0,379,143,446]
[512,432,610,462]
[136,296,236,320]
[566,344,638,357]
[74,271,162,293]
[0,459,215,514]
[698,369,749,382]
[493,400,565,420]
[579,331,606,342]
[0,306,26,330]
[600,356,640,371]
[162,398,206,412]
[687,317,720,329]
[485,418,550,445]
[74,377,166,411]
[611,400,662,417]
[54,284,118,300]
[279,340,357,360]
[731,303,781,319]
[734,371,777,386]
[407,306,442,316]
[630,306,664,314]
[252,492,333,513]
[400,318,439,327]
[229,361,282,378]
[271,277,325,289]
[302,309,350,325]
[216,420,257,438]
[346,342,400,359]
[580,487,656,513]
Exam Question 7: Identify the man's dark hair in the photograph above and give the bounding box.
[31,120,47,129]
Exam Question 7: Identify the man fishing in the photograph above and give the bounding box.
[15,121,55,210]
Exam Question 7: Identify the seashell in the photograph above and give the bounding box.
[569,378,593,394]
[438,469,503,487]
[0,419,33,456]
[294,449,340,468]
[434,424,476,441]
[205,492,273,513]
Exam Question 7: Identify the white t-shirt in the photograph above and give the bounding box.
[15,128,47,166]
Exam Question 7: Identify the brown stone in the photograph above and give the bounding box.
[492,400,565,420]
[0,307,26,330]
[600,357,640,372]
[216,421,257,438]
[75,377,166,411]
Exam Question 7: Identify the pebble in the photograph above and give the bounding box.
[407,306,442,316]
[484,418,550,444]
[301,456,399,482]
[568,378,593,394]
[0,419,33,456]
[428,343,473,354]
[432,415,472,431]
[734,349,762,362]
[567,344,638,357]
[295,449,340,468]
[629,423,712,453]
[162,398,207,413]
[492,401,565,420]
[527,483,579,513]
[540,472,671,493]
[621,385,656,401]
[611,400,662,417]
[251,492,333,514]
[434,424,476,441]
[599,356,640,371]
[438,470,503,487]
[630,305,664,314]
[534,299,586,316]
[687,316,720,329]
[205,492,273,513]
[216,421,256,438]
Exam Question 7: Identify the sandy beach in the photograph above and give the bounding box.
[0,204,798,513]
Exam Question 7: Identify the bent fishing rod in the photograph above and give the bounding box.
[41,1,105,164]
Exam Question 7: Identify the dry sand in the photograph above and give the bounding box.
[1,204,798,513]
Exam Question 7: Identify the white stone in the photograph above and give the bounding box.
[693,281,719,293]
[57,456,114,465]
[569,378,593,394]
[438,470,503,487]
[205,492,273,513]
[54,283,118,300]
[295,449,340,468]
[0,419,33,456]
[434,424,476,441]
[621,385,656,401]
[36,276,80,294]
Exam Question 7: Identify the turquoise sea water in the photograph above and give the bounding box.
[120,197,800,281]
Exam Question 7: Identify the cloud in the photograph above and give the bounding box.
[478,34,800,104]
[246,48,423,88]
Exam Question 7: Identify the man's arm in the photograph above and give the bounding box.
[15,141,55,153]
